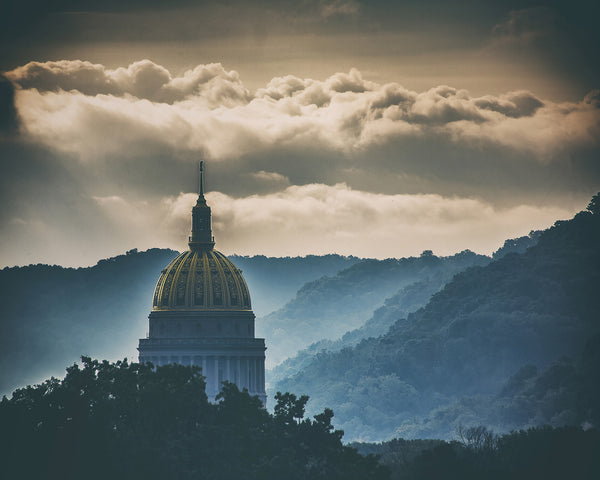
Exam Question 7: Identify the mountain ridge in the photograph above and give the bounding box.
[260,250,490,366]
[275,203,600,440]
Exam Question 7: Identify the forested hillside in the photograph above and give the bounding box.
[276,199,600,440]
[260,250,490,365]
[269,261,490,384]
[269,230,541,385]
[0,248,179,394]
[230,254,360,316]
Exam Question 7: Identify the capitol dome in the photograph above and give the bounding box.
[138,162,266,404]
[152,249,251,311]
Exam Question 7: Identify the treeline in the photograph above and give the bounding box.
[3,359,598,480]
[269,258,493,385]
[0,358,387,480]
[231,254,361,316]
[413,334,600,440]
[354,425,600,480]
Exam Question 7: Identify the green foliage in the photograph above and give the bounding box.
[352,438,445,480]
[1,357,209,479]
[269,268,482,387]
[0,358,389,480]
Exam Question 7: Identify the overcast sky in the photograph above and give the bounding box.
[0,0,598,267]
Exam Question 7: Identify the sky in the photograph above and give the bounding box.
[0,0,599,267]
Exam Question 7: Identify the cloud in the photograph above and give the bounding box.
[158,184,573,259]
[8,60,600,164]
[446,90,600,157]
[474,91,544,118]
[1,60,598,267]
[92,195,128,207]
[249,171,290,189]
[9,183,566,267]
[6,60,250,106]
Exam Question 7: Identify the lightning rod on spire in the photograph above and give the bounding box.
[199,160,204,196]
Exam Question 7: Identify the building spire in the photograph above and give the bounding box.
[199,160,204,197]
[189,160,214,251]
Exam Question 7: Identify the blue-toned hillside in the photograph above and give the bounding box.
[276,198,600,440]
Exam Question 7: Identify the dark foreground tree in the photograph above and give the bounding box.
[0,357,388,480]
[406,426,600,480]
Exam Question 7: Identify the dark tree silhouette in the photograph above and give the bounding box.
[587,192,600,215]
[0,358,388,480]
[369,426,600,480]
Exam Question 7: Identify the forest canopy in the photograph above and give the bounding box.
[0,358,387,480]
[2,358,598,480]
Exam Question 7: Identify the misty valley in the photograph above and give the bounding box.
[1,194,599,479]
[2,1,599,476]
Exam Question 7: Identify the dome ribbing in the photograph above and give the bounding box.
[152,249,251,311]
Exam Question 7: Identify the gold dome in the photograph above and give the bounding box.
[152,249,251,311]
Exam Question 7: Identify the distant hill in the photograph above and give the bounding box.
[0,251,359,395]
[260,250,490,366]
[0,248,179,394]
[275,202,600,441]
[269,254,490,384]
[268,230,542,385]
[404,333,600,439]
[230,254,361,316]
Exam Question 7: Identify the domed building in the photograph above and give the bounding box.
[138,164,266,404]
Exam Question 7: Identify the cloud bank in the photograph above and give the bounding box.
[88,184,575,260]
[8,60,600,162]
[1,59,598,266]
[204,185,572,258]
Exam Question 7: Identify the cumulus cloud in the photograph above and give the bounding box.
[249,171,291,190]
[6,60,250,106]
[8,60,600,163]
[446,90,600,157]
[474,91,544,118]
